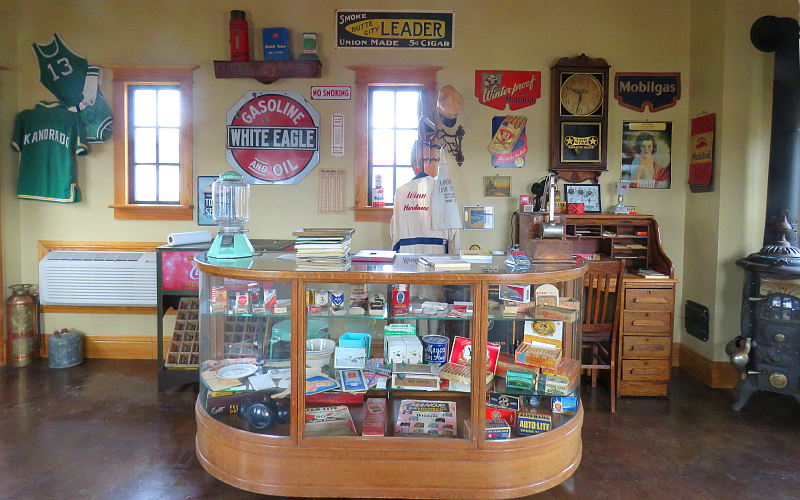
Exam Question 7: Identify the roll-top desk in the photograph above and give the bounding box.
[515,213,677,397]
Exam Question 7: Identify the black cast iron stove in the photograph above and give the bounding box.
[728,16,800,411]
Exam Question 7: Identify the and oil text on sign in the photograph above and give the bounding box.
[475,70,541,111]
[336,10,454,49]
[614,73,681,112]
[225,91,320,185]
[311,86,352,100]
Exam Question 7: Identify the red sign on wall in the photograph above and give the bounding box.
[475,70,541,110]
[226,90,320,184]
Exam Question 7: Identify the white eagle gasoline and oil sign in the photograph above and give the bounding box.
[225,90,320,184]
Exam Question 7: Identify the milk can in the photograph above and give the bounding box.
[48,328,84,369]
[6,284,37,367]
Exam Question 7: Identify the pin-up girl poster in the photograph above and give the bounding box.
[621,122,672,189]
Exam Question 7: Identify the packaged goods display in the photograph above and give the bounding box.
[200,271,582,441]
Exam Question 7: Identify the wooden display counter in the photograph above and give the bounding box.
[194,254,586,498]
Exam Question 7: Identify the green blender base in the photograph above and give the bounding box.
[208,232,254,258]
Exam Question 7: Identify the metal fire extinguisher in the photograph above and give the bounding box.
[6,284,38,367]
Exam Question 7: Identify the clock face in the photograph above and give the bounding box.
[560,73,603,116]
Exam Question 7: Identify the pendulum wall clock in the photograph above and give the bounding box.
[549,53,610,183]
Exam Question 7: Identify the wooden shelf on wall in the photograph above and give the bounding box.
[213,60,321,84]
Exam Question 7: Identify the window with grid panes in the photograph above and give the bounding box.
[110,65,194,220]
[368,86,422,206]
[129,85,181,203]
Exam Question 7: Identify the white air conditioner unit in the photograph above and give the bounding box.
[39,251,157,306]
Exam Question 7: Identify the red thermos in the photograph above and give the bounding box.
[229,10,250,61]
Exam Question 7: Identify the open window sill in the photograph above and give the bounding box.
[354,206,392,222]
[109,204,193,221]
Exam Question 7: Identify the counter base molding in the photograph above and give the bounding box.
[196,400,583,499]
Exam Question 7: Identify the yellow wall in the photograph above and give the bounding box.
[683,0,798,361]
[0,0,794,362]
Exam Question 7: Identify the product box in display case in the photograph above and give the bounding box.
[395,400,457,438]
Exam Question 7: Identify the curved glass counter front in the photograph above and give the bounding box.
[197,252,585,443]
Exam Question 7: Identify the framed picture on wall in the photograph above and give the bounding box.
[563,184,602,213]
[197,176,216,226]
[463,206,495,230]
[483,175,511,197]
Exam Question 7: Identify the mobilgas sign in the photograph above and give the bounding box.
[226,91,320,184]
[614,73,681,112]
[336,10,454,48]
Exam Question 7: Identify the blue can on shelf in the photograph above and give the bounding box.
[422,335,449,365]
[48,328,83,369]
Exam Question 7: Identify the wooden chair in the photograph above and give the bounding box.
[582,259,624,413]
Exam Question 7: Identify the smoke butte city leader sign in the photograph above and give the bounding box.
[336,10,454,48]
[226,91,320,184]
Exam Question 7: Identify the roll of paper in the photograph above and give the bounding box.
[167,231,213,246]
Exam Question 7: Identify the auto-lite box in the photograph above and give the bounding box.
[262,28,291,60]
[517,412,552,436]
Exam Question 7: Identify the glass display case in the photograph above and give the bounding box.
[195,253,586,499]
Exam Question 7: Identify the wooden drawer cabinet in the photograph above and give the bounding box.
[621,336,671,359]
[617,278,677,397]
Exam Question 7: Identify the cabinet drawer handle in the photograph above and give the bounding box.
[630,345,664,351]
[633,297,668,304]
[630,368,660,375]
[631,320,663,326]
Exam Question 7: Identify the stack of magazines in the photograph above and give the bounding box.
[293,228,355,270]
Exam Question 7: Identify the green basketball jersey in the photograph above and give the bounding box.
[33,33,112,143]
[11,102,88,203]
[33,33,91,109]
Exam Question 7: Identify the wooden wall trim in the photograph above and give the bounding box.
[677,344,739,389]
[42,334,170,360]
[38,240,163,260]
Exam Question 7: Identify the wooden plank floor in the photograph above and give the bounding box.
[1,359,799,499]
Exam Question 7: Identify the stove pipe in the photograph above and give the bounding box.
[751,16,800,245]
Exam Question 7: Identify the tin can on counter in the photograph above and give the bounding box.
[391,284,410,315]
[422,334,449,365]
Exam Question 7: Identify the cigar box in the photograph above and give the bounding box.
[485,418,512,440]
[522,320,563,348]
[487,393,523,411]
[515,342,562,370]
[499,284,531,303]
[391,363,440,391]
[439,362,494,385]
[552,395,578,415]
[558,297,580,310]
[506,370,536,391]
[535,373,572,396]
[541,357,580,389]
[486,406,517,427]
[534,305,579,322]
[496,352,540,378]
